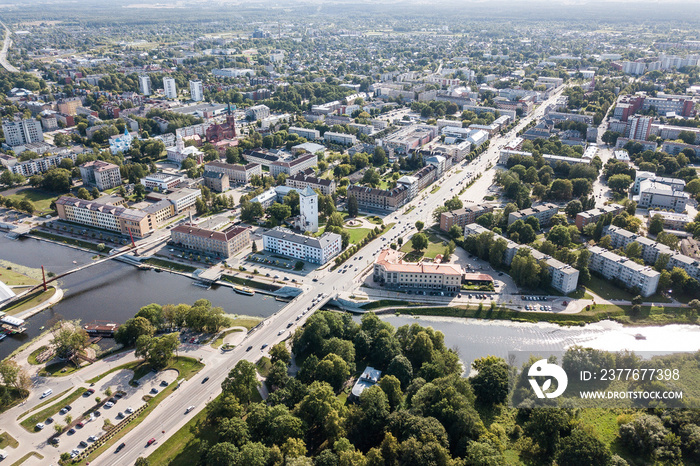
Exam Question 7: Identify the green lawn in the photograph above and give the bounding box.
[86,361,140,384]
[30,230,110,253]
[39,359,83,377]
[348,227,371,244]
[0,268,39,287]
[585,275,670,302]
[229,316,263,330]
[1,287,56,316]
[19,387,87,432]
[256,357,272,377]
[0,431,18,449]
[211,328,244,348]
[400,231,447,260]
[6,188,57,215]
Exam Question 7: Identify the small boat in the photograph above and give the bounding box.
[72,260,77,264]
[234,286,255,296]
[192,281,210,289]
[39,326,45,330]
[634,333,646,340]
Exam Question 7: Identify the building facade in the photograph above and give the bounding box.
[2,119,43,147]
[507,203,559,227]
[439,204,494,232]
[79,160,122,191]
[262,227,341,264]
[189,80,204,102]
[373,248,463,292]
[587,246,660,297]
[204,161,262,184]
[171,224,250,258]
[163,77,177,99]
[575,204,625,231]
[347,184,409,212]
[285,170,336,195]
[269,153,318,178]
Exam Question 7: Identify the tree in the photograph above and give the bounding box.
[626,241,642,259]
[269,342,291,365]
[0,359,30,394]
[222,360,261,404]
[241,202,264,222]
[379,375,403,411]
[444,196,463,211]
[415,221,424,232]
[557,428,611,466]
[648,214,664,235]
[41,168,71,192]
[547,225,571,247]
[314,354,350,391]
[18,199,34,214]
[678,130,697,145]
[0,170,25,187]
[138,333,180,369]
[608,174,633,193]
[51,323,89,359]
[386,355,413,389]
[448,224,462,240]
[267,202,292,224]
[362,168,381,187]
[410,233,428,252]
[135,458,150,466]
[114,316,156,346]
[510,249,542,288]
[565,200,583,218]
[206,442,239,466]
[470,356,509,405]
[373,147,387,166]
[347,195,359,218]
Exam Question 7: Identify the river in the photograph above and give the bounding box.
[377,315,700,372]
[0,236,284,360]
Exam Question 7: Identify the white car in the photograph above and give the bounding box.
[185,405,195,414]
[104,401,114,408]
[125,407,133,414]
[71,449,80,458]
[35,423,45,430]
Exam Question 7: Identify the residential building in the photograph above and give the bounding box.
[605,225,673,264]
[138,75,152,96]
[508,203,559,227]
[632,171,686,194]
[141,173,185,191]
[171,224,250,259]
[262,227,341,264]
[575,204,625,231]
[164,188,201,213]
[648,210,692,231]
[55,196,152,238]
[286,169,336,195]
[347,184,409,212]
[204,161,262,184]
[269,153,318,178]
[629,115,653,140]
[587,246,660,297]
[189,80,204,102]
[638,180,689,212]
[162,77,177,99]
[202,170,229,193]
[2,119,43,147]
[439,204,494,232]
[245,105,270,121]
[79,160,122,191]
[297,186,319,233]
[7,151,77,176]
[323,131,357,146]
[57,98,81,116]
[288,127,320,140]
[373,248,464,292]
[464,224,579,294]
[662,141,700,158]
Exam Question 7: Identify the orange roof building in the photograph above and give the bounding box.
[372,248,464,292]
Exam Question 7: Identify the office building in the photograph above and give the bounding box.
[587,246,660,297]
[648,210,692,231]
[139,75,152,96]
[373,248,464,292]
[204,161,262,184]
[439,204,494,232]
[323,131,357,146]
[347,184,409,212]
[286,169,336,195]
[189,80,204,102]
[167,135,204,165]
[262,227,341,265]
[171,224,250,259]
[79,160,122,191]
[55,196,152,238]
[269,153,318,178]
[202,171,229,193]
[163,77,177,99]
[141,173,185,191]
[638,180,689,212]
[2,119,44,147]
[382,124,438,154]
[632,171,685,194]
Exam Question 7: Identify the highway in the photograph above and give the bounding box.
[94,86,567,465]
[0,22,18,73]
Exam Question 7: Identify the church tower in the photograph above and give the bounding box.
[299,186,318,233]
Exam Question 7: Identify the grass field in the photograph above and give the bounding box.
[19,387,86,432]
[586,275,671,303]
[0,267,39,287]
[30,230,109,253]
[229,316,263,330]
[211,328,244,348]
[6,188,57,215]
[1,287,56,316]
[400,231,447,260]
[347,227,371,244]
[40,359,83,377]
[0,432,18,449]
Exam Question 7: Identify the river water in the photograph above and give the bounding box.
[0,236,284,360]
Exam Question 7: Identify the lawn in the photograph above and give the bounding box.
[229,316,263,330]
[19,387,86,432]
[347,227,371,244]
[6,188,57,215]
[256,356,272,377]
[39,359,83,377]
[142,258,197,273]
[0,432,18,449]
[1,287,56,316]
[0,267,39,287]
[400,231,447,260]
[211,328,244,348]
[585,275,670,303]
[86,361,140,384]
[30,230,110,253]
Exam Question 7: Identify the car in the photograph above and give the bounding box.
[185,405,195,414]
[147,438,156,446]
[261,344,268,350]
[115,442,126,453]
[246,345,253,352]
[104,402,114,408]
[46,417,54,424]
[150,388,159,394]
[40,389,53,399]
[51,437,60,445]
[59,408,68,415]
[160,380,169,387]
[86,388,95,395]
[79,440,88,448]
[114,392,123,399]
[94,410,101,417]
[109,397,117,404]
[202,377,209,383]
[124,407,133,414]
[35,423,45,430]
[68,428,76,435]
[278,329,284,335]
[283,276,289,281]
[76,421,84,428]
[88,435,98,442]
[287,322,293,328]
[312,278,318,282]
[71,449,80,458]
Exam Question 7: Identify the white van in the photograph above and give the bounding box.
[0,448,7,459]
[40,389,52,399]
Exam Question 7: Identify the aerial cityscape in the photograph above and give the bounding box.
[1,0,700,464]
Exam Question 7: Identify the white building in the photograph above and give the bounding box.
[166,135,204,165]
[189,80,204,102]
[632,171,685,194]
[163,77,177,99]
[587,246,660,297]
[262,227,341,265]
[141,173,185,191]
[109,128,134,154]
[298,186,318,233]
[2,119,44,147]
[638,180,689,212]
[79,160,122,191]
[245,105,270,121]
[373,248,464,292]
[324,131,357,145]
[288,126,320,140]
[138,75,152,96]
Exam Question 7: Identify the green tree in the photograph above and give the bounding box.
[269,342,291,365]
[410,233,428,252]
[547,225,571,247]
[648,214,664,235]
[114,316,156,347]
[608,174,633,193]
[241,202,264,222]
[448,224,462,239]
[51,324,89,359]
[626,241,643,259]
[415,221,424,232]
[314,354,350,391]
[378,375,403,411]
[135,458,150,466]
[347,195,359,218]
[41,168,71,192]
[222,360,261,404]
[470,356,509,405]
[557,428,611,466]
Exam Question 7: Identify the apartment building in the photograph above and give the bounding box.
[575,204,625,231]
[245,104,270,121]
[141,173,185,191]
[171,224,250,259]
[7,151,78,176]
[141,200,176,229]
[587,246,660,297]
[2,119,43,147]
[648,210,692,231]
[79,160,122,191]
[57,98,81,116]
[164,188,201,213]
[373,248,464,292]
[629,115,653,140]
[189,80,204,102]
[638,180,689,212]
[633,171,686,194]
[204,161,262,184]
[138,75,152,96]
[202,171,229,193]
[269,153,318,178]
[55,196,152,238]
[262,227,341,265]
[396,165,437,199]
[347,184,409,212]
[288,127,320,140]
[661,141,700,158]
[507,203,559,227]
[323,131,357,146]
[463,224,579,294]
[163,77,177,99]
[439,204,494,232]
[285,169,336,195]
[243,150,280,167]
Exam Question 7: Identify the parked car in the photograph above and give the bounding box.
[88,435,98,442]
[79,440,88,448]
[246,346,253,352]
[71,449,80,458]
[104,402,114,408]
[76,421,84,428]
[35,423,44,430]
[68,428,76,435]
[45,417,53,424]
[150,388,159,394]
[125,407,133,414]
[51,437,60,445]
[160,380,168,387]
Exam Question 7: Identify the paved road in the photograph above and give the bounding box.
[0,22,18,73]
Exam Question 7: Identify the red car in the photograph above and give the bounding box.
[147,438,156,447]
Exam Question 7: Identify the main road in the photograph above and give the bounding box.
[0,21,18,73]
[96,86,567,466]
